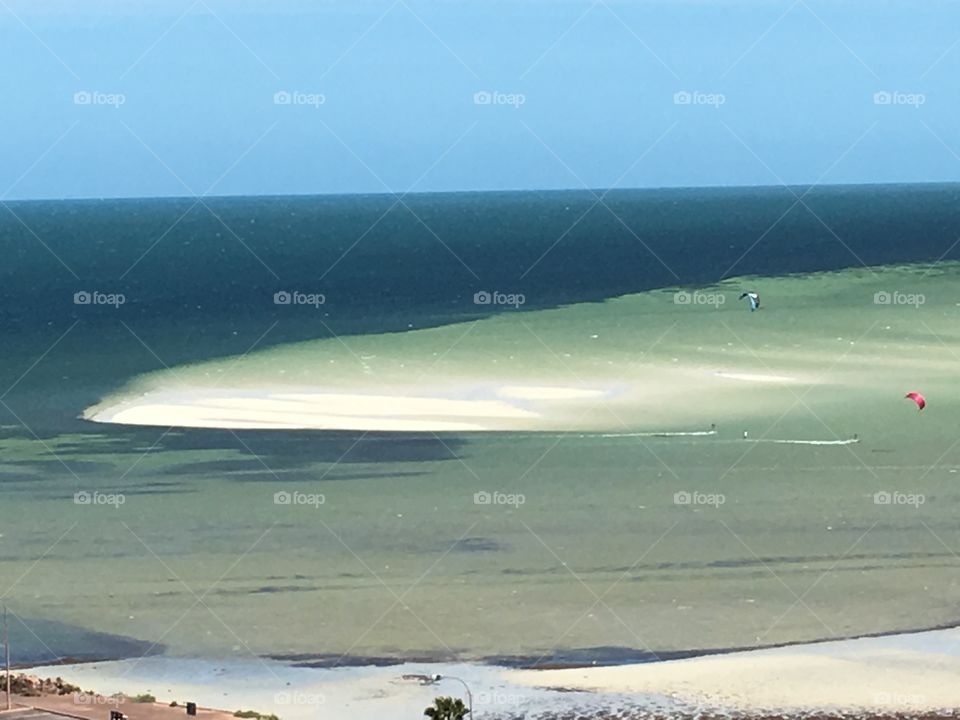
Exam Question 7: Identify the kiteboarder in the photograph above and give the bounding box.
[739,291,760,312]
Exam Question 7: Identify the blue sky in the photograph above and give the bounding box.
[3,0,960,199]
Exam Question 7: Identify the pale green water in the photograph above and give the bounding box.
[4,262,960,664]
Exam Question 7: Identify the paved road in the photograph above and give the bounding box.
[1,697,234,720]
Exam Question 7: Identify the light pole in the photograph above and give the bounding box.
[402,673,474,718]
[3,605,11,711]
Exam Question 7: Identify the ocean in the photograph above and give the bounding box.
[2,184,960,667]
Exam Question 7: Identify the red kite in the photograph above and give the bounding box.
[905,392,926,410]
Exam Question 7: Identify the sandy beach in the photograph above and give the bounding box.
[14,627,960,720]
[83,385,594,432]
[512,627,960,714]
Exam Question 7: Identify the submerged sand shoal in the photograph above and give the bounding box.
[81,264,960,434]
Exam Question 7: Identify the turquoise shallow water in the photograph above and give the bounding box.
[2,186,960,665]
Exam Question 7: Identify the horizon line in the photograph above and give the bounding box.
[4,179,959,205]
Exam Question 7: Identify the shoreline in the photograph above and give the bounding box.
[14,619,960,672]
[15,626,960,719]
[511,625,960,714]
